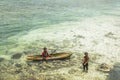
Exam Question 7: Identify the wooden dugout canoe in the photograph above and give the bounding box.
[26,52,72,61]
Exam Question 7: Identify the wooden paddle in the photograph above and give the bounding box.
[50,49,57,55]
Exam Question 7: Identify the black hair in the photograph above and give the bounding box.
[84,52,88,55]
[43,47,47,50]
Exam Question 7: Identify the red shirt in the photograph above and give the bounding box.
[42,50,48,57]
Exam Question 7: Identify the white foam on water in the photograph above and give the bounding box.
[17,15,120,61]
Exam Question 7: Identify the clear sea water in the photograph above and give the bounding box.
[0,0,120,54]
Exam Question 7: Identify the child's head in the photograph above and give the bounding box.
[43,47,47,50]
[84,52,88,56]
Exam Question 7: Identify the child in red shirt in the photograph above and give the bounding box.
[41,47,48,61]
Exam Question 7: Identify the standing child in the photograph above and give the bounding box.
[82,52,89,72]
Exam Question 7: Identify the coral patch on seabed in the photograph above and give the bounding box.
[0,57,5,62]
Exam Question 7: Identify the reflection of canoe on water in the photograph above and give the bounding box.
[26,52,72,61]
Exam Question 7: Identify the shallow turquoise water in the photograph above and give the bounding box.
[0,0,120,54]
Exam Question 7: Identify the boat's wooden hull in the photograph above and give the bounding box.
[26,52,72,61]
